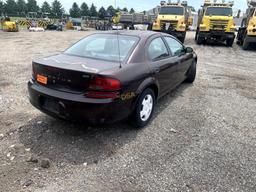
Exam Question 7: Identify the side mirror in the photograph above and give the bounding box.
[185,47,194,53]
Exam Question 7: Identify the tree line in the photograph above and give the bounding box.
[69,3,135,18]
[0,0,136,18]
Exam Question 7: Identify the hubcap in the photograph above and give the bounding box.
[140,94,153,122]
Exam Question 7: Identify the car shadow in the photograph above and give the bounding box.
[19,83,192,166]
[19,117,140,166]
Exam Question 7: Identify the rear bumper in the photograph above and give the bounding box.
[28,80,133,124]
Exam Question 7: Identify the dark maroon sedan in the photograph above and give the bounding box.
[28,31,197,127]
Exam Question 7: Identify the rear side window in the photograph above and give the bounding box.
[164,37,184,56]
[148,37,169,61]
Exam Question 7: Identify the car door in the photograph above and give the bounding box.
[146,36,180,96]
[163,36,193,83]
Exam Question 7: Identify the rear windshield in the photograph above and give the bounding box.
[205,7,232,16]
[160,7,184,15]
[65,34,139,62]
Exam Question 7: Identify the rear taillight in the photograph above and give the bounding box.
[85,77,121,99]
[89,77,121,91]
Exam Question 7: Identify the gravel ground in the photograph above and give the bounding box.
[0,31,256,192]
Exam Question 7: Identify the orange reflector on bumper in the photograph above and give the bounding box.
[37,74,47,85]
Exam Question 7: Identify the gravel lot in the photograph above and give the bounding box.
[0,31,256,192]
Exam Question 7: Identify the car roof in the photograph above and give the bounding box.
[95,30,165,39]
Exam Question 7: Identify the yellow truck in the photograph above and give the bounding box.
[1,17,18,32]
[237,0,256,49]
[152,1,190,43]
[195,0,236,46]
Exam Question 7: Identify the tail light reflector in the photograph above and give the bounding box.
[85,91,119,99]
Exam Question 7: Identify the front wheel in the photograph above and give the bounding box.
[185,60,197,83]
[196,34,204,45]
[131,88,155,128]
[242,36,250,50]
[179,32,186,43]
[226,38,234,47]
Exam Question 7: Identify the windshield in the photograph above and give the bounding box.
[205,7,232,16]
[65,34,139,62]
[159,7,184,15]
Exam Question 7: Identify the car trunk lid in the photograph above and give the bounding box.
[32,54,120,93]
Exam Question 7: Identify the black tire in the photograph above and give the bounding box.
[242,37,249,50]
[226,38,234,47]
[196,35,203,45]
[179,32,186,43]
[148,24,153,31]
[179,37,185,43]
[185,60,197,83]
[131,88,155,128]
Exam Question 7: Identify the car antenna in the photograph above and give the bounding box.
[114,0,122,69]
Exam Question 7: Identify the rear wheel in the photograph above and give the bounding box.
[131,88,155,128]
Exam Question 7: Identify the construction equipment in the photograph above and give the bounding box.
[113,11,156,30]
[95,19,112,31]
[66,20,74,30]
[195,0,236,46]
[237,0,256,49]
[0,17,18,32]
[18,12,52,30]
[152,1,191,43]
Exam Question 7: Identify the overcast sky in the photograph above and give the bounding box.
[36,0,248,13]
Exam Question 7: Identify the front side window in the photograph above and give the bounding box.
[160,7,184,15]
[65,34,139,62]
[205,7,232,16]
[164,37,184,56]
[148,38,169,61]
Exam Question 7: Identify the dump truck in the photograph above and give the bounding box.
[152,1,190,43]
[0,17,18,32]
[195,0,236,46]
[237,0,256,49]
[113,11,156,30]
